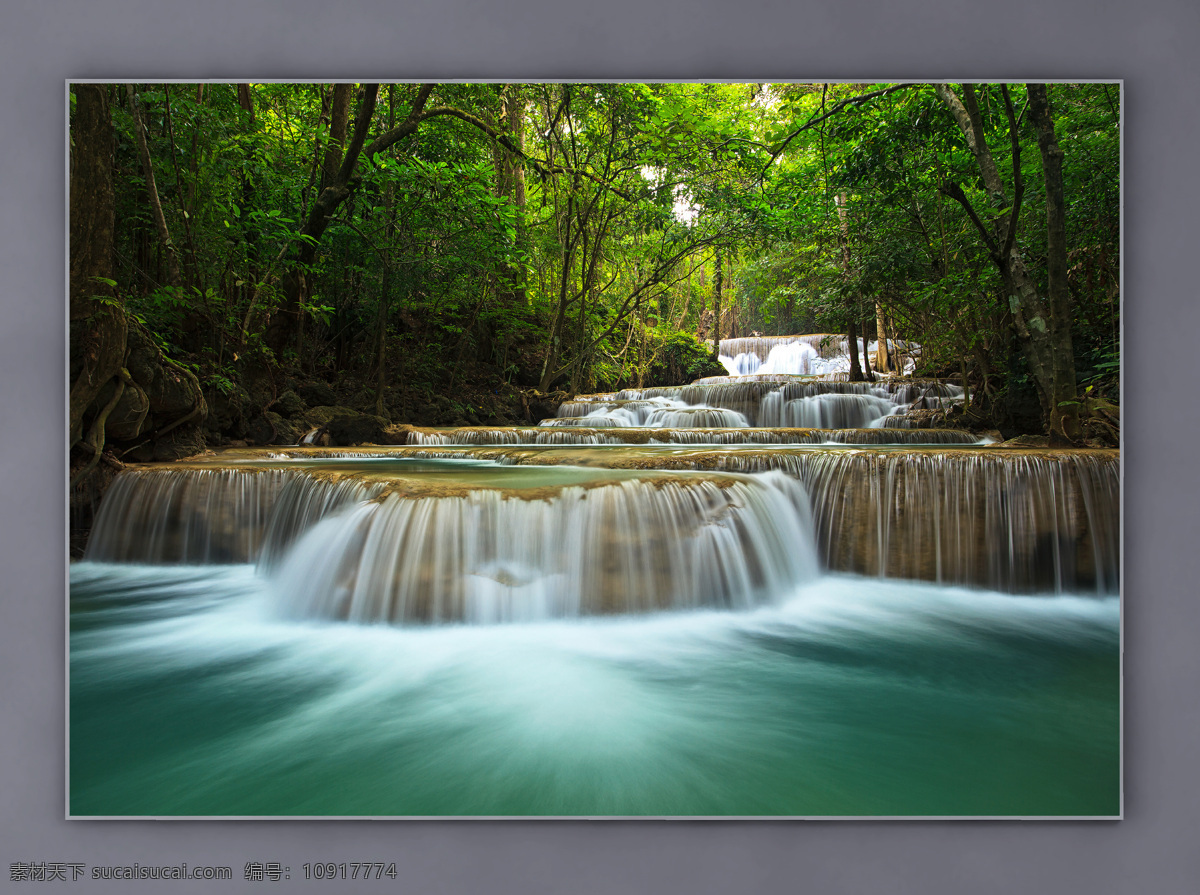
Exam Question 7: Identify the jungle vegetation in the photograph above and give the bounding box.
[69,81,1120,483]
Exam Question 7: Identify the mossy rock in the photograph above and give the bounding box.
[326,412,391,446]
[153,426,207,460]
[86,376,151,442]
[298,381,338,407]
[274,389,307,419]
[380,424,413,445]
[123,324,203,416]
[301,405,359,428]
[123,425,207,462]
[208,385,252,439]
[248,411,304,446]
[124,325,161,389]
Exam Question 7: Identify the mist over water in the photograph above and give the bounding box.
[70,562,1118,816]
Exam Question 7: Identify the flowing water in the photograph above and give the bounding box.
[549,377,964,430]
[70,351,1120,817]
[719,334,922,377]
[71,564,1117,816]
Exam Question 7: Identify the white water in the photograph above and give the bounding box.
[719,336,920,378]
[542,396,751,429]
[70,561,1120,816]
[557,379,964,430]
[269,471,817,624]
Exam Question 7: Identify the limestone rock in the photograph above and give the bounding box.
[274,389,307,419]
[248,411,304,446]
[298,381,338,407]
[301,405,359,428]
[326,412,390,446]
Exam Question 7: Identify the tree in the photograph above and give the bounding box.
[933,83,1081,441]
[70,85,207,493]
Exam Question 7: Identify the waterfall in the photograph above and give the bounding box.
[84,468,296,563]
[555,378,963,428]
[544,397,750,429]
[404,426,986,446]
[268,472,818,624]
[85,446,1117,597]
[717,334,922,377]
[702,449,1119,594]
[758,392,899,428]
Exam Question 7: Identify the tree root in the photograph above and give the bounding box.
[73,439,126,471]
[70,374,125,488]
[116,393,207,459]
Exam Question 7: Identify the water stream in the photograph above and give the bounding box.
[70,357,1120,816]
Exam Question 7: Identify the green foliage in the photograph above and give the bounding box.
[81,81,1118,421]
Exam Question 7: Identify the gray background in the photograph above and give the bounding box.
[3,0,1196,891]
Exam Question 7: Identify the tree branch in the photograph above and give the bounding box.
[1000,84,1024,262]
[766,83,919,168]
[938,180,1002,261]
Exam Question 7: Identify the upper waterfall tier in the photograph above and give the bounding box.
[551,378,963,429]
[398,425,988,446]
[717,334,921,377]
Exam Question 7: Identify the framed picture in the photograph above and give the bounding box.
[68,80,1121,820]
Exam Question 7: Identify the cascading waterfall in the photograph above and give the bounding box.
[72,337,1120,817]
[554,377,964,429]
[718,334,921,377]
[542,396,751,429]
[698,448,1119,593]
[85,445,1117,596]
[270,472,817,624]
[758,391,899,428]
[401,426,987,446]
[85,467,296,563]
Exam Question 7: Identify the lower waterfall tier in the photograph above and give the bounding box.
[83,445,1118,605]
[270,472,817,623]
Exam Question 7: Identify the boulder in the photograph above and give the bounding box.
[123,425,207,462]
[207,385,252,440]
[95,377,150,441]
[274,389,307,419]
[326,412,390,446]
[301,405,359,428]
[248,411,304,446]
[298,380,338,407]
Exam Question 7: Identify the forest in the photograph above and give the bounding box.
[69,82,1120,500]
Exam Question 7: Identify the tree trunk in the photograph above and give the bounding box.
[847,319,863,381]
[499,84,528,308]
[874,302,891,372]
[70,85,127,447]
[933,83,1080,441]
[862,324,873,380]
[264,84,381,358]
[375,89,397,419]
[126,85,181,288]
[322,84,352,192]
[710,251,723,358]
[1027,84,1082,442]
